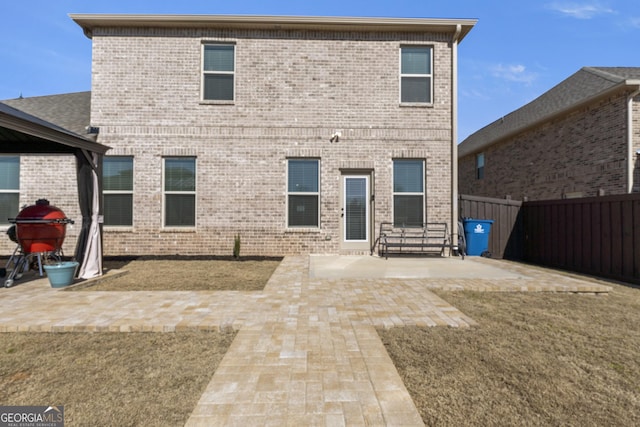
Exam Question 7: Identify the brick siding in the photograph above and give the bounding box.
[459,94,638,201]
[1,156,82,256]
[2,27,457,256]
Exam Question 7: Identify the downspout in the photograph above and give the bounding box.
[451,24,462,247]
[627,84,640,193]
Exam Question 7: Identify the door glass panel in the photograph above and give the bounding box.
[345,177,367,241]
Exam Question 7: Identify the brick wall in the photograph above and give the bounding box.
[459,94,635,201]
[0,156,81,256]
[1,26,457,257]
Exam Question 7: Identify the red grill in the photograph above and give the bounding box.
[10,199,74,253]
[3,199,75,287]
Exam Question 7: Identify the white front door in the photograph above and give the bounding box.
[341,175,370,251]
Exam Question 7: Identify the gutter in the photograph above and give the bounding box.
[451,24,462,245]
[70,14,477,40]
[627,82,640,193]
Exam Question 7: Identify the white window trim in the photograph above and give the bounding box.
[0,156,20,226]
[103,156,134,228]
[0,156,20,192]
[0,188,20,227]
[0,189,20,195]
[392,159,426,227]
[286,158,321,230]
[162,157,197,229]
[201,42,236,104]
[399,45,434,106]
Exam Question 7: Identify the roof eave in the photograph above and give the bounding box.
[0,111,110,155]
[70,14,476,41]
[459,79,640,158]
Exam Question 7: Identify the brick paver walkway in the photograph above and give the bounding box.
[0,256,611,426]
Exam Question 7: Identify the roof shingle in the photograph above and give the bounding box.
[459,67,640,157]
[2,91,91,136]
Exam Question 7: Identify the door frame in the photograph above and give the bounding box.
[339,170,374,252]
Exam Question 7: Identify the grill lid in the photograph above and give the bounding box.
[9,199,74,253]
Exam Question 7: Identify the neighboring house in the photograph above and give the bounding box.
[1,92,95,256]
[3,14,476,257]
[459,67,640,201]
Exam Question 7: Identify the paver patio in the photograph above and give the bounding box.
[0,255,611,426]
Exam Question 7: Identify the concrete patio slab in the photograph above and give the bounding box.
[309,254,529,279]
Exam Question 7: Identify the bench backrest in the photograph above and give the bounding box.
[379,222,449,239]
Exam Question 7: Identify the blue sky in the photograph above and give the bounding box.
[1,0,638,142]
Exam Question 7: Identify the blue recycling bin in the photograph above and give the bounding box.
[463,219,494,256]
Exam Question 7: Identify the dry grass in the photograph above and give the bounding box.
[74,257,282,291]
[0,331,236,426]
[0,258,280,425]
[5,257,640,425]
[379,281,640,426]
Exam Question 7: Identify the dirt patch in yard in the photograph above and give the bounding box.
[73,256,282,291]
[0,331,236,426]
[379,281,640,426]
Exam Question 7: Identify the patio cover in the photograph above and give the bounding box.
[0,102,110,278]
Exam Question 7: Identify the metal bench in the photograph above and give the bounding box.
[377,222,454,259]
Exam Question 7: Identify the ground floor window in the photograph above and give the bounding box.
[163,157,196,227]
[287,159,320,227]
[103,156,134,226]
[0,156,19,225]
[393,159,424,227]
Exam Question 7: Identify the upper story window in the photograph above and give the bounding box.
[287,159,320,228]
[163,157,196,227]
[476,153,485,179]
[400,46,433,104]
[393,159,425,227]
[0,156,19,225]
[103,156,134,227]
[202,44,235,101]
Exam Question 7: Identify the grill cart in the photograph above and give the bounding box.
[4,199,73,288]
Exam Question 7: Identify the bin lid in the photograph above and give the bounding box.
[463,218,494,223]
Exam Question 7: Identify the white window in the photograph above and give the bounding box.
[0,156,19,225]
[476,153,485,180]
[400,46,433,104]
[103,156,133,226]
[163,157,196,227]
[287,159,320,228]
[393,159,425,227]
[202,44,235,101]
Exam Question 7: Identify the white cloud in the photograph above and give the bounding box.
[546,1,615,19]
[460,88,491,101]
[490,64,538,86]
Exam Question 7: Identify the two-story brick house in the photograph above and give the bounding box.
[2,14,475,257]
[459,67,640,201]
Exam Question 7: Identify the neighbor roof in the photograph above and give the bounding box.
[459,67,640,157]
[70,14,476,41]
[2,91,91,136]
[0,94,108,155]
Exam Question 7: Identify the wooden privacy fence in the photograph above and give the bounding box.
[460,193,640,284]
[459,194,523,259]
[522,194,640,285]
